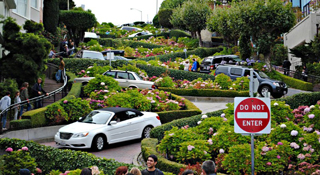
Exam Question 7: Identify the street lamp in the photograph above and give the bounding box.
[130,8,142,21]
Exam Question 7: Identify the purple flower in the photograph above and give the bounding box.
[5,147,13,152]
[297,154,305,160]
[21,147,28,151]
[304,107,311,114]
[223,118,227,121]
[277,142,283,145]
[187,145,195,151]
[221,113,225,117]
[63,100,68,104]
[308,114,315,119]
[277,155,281,159]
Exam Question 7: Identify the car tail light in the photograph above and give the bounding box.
[214,72,216,76]
[156,116,160,120]
[152,85,157,89]
[210,65,214,70]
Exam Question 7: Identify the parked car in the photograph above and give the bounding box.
[101,50,125,56]
[75,50,105,60]
[129,31,153,37]
[120,26,142,32]
[55,107,161,151]
[74,70,157,89]
[200,55,240,73]
[214,65,288,98]
[84,32,99,42]
[105,56,131,62]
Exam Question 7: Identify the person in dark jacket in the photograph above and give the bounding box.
[282,59,291,76]
[302,66,308,82]
[32,78,48,109]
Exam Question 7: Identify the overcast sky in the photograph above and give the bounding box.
[73,0,165,25]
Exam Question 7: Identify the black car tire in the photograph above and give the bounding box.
[259,85,271,97]
[92,135,106,151]
[142,126,153,139]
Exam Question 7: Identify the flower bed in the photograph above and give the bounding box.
[146,100,320,174]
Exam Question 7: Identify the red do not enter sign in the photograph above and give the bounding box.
[234,97,271,134]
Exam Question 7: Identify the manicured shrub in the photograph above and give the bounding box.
[158,87,249,97]
[83,75,121,96]
[155,76,175,87]
[0,146,37,175]
[176,140,211,164]
[213,73,232,90]
[60,98,92,121]
[231,76,250,91]
[276,92,320,109]
[44,103,68,124]
[170,30,191,39]
[9,119,32,130]
[193,117,226,140]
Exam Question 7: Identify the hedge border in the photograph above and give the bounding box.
[276,91,320,109]
[276,71,313,91]
[157,94,201,124]
[159,87,249,97]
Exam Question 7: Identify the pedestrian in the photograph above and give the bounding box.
[49,49,56,58]
[80,167,92,175]
[56,56,65,83]
[32,78,49,109]
[201,160,216,175]
[302,66,308,82]
[130,167,142,175]
[191,59,198,72]
[115,166,128,175]
[141,155,164,175]
[0,91,11,130]
[182,170,194,175]
[282,59,291,76]
[13,90,21,120]
[19,82,31,119]
[183,61,190,71]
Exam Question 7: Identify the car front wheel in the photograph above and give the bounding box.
[92,135,105,151]
[259,85,271,97]
[142,126,153,139]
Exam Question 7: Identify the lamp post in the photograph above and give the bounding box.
[130,8,142,21]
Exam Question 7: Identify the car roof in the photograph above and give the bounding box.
[205,55,239,59]
[105,70,135,73]
[82,50,102,53]
[97,107,143,115]
[217,65,248,68]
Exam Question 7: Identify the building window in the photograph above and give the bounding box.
[31,0,38,8]
[13,0,28,17]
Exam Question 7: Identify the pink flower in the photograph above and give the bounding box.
[277,155,281,159]
[304,107,310,114]
[219,149,225,154]
[187,145,195,151]
[5,147,13,152]
[288,164,293,169]
[266,162,272,166]
[262,146,269,152]
[277,142,283,145]
[310,148,315,153]
[223,118,227,121]
[297,154,305,160]
[63,100,68,104]
[36,168,42,173]
[208,139,213,145]
[308,114,315,119]
[305,153,311,157]
[209,127,213,132]
[21,146,28,151]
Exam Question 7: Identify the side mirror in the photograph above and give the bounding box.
[110,121,117,125]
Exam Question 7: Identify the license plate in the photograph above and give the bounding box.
[58,141,66,146]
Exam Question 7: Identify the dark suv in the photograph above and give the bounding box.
[200,55,240,73]
[214,65,288,98]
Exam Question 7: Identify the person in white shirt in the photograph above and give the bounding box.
[0,91,11,130]
[13,90,21,120]
[184,61,190,71]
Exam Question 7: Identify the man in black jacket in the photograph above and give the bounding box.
[32,78,48,109]
[282,59,291,76]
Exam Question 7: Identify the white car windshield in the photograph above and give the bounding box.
[83,52,104,60]
[81,111,112,124]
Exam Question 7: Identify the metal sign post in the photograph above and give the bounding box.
[107,52,114,67]
[183,48,187,59]
[249,68,254,175]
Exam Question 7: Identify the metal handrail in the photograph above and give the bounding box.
[0,64,67,117]
[273,65,320,84]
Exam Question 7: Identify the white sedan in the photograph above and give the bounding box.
[55,107,161,151]
[74,70,157,89]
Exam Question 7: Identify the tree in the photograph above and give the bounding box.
[160,0,186,9]
[180,1,211,47]
[59,9,97,46]
[0,18,51,85]
[152,14,160,28]
[43,0,59,34]
[158,9,173,28]
[59,0,75,10]
[23,20,44,34]
[239,34,252,59]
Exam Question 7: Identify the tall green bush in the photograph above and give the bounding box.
[158,9,173,28]
[83,75,121,96]
[43,0,59,34]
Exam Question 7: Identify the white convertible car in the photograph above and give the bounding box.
[55,107,161,151]
[74,70,156,89]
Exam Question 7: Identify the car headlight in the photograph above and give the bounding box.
[55,132,60,137]
[273,82,280,86]
[72,132,89,138]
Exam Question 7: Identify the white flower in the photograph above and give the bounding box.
[87,71,90,74]
[219,149,225,154]
[230,87,233,90]
[310,105,315,109]
[197,121,202,125]
[274,103,278,106]
[291,130,298,136]
[280,124,286,128]
[100,82,105,86]
[221,113,225,118]
[201,115,208,119]
[169,133,174,136]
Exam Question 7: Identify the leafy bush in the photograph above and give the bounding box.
[155,76,175,87]
[9,119,32,130]
[276,92,320,109]
[213,73,232,90]
[106,89,151,111]
[267,121,304,144]
[0,78,18,101]
[176,140,211,164]
[193,117,226,140]
[271,101,294,124]
[44,103,67,124]
[231,77,249,91]
[158,87,249,97]
[83,75,121,96]
[0,147,37,175]
[60,98,92,121]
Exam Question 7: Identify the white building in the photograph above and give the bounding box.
[10,0,43,27]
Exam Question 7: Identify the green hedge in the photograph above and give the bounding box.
[141,138,186,175]
[137,64,215,81]
[138,47,223,62]
[98,38,164,49]
[150,109,224,141]
[276,92,320,109]
[159,88,249,97]
[0,138,133,175]
[276,71,313,91]
[169,29,191,38]
[158,94,201,124]
[9,119,32,130]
